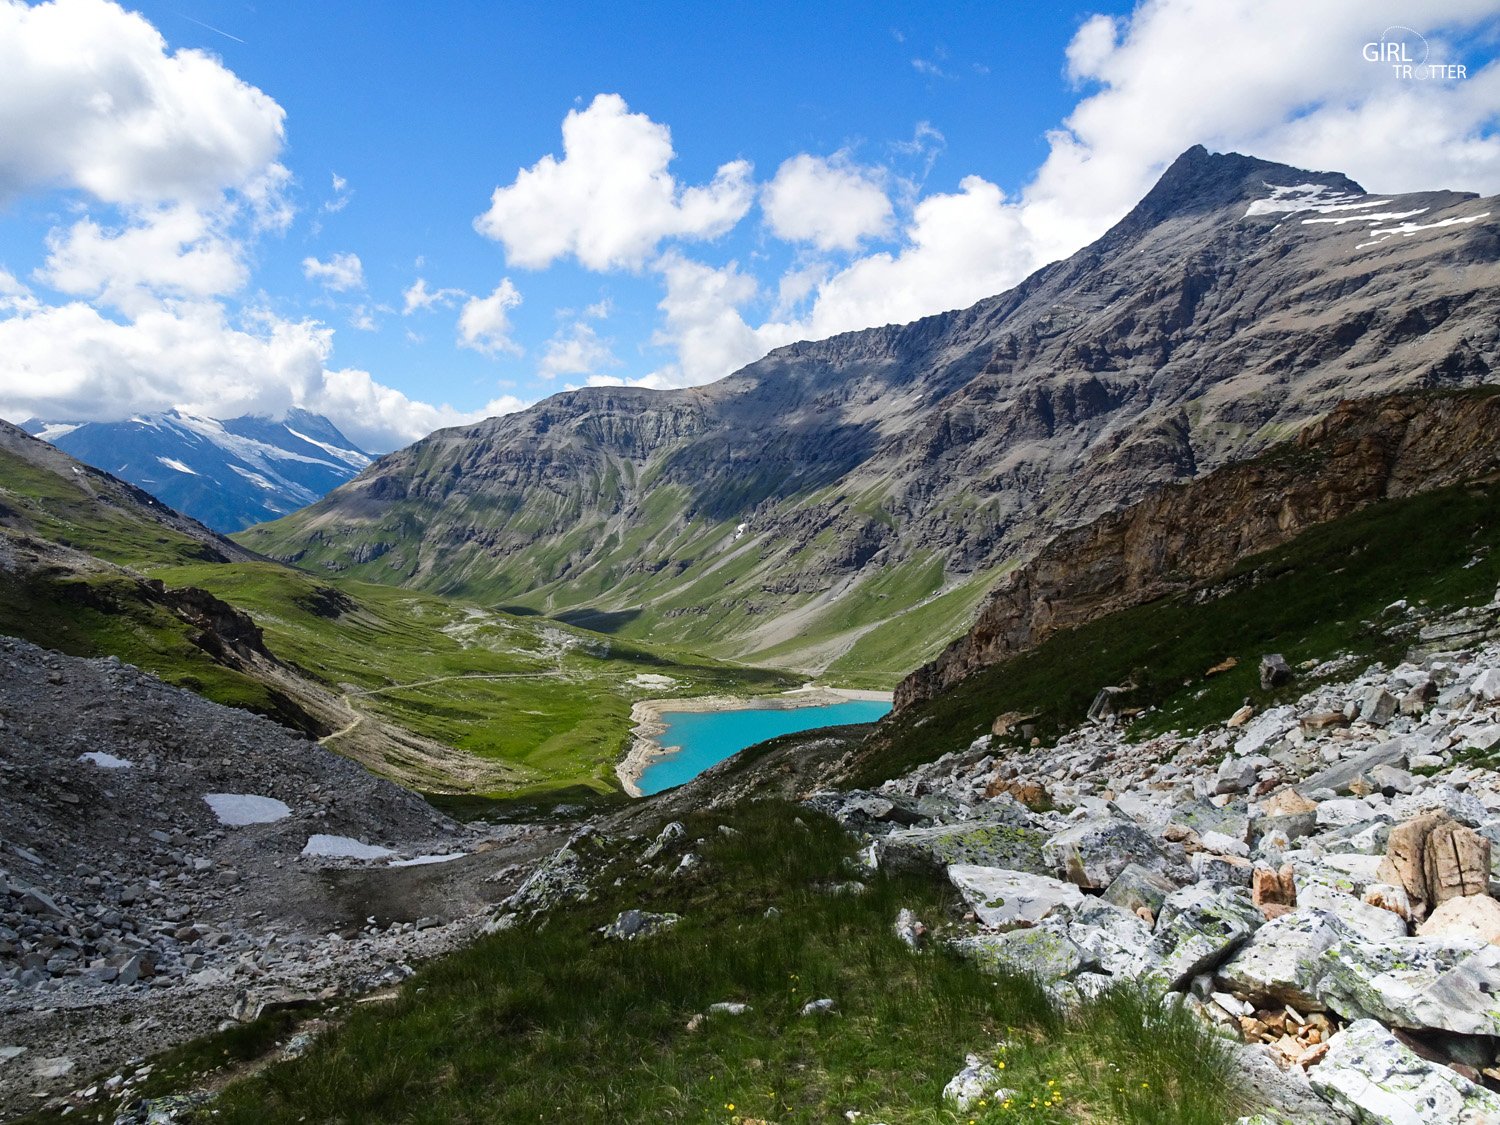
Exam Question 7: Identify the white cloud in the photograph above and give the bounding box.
[1019,0,1500,261]
[538,320,617,381]
[0,1,523,452]
[474,93,754,271]
[796,175,1038,337]
[0,269,39,314]
[0,297,521,450]
[458,279,523,357]
[639,252,800,388]
[402,277,466,315]
[890,121,946,178]
[323,171,351,213]
[911,56,955,80]
[302,252,365,292]
[38,203,247,313]
[761,154,894,252]
[0,0,286,206]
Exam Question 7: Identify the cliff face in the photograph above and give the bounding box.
[237,148,1500,676]
[895,389,1500,710]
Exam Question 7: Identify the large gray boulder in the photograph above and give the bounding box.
[1042,817,1165,889]
[947,865,1083,927]
[1102,862,1179,918]
[1296,740,1408,797]
[950,927,1085,983]
[942,1054,1013,1112]
[1148,882,1263,988]
[1308,1019,1500,1124]
[1171,798,1252,843]
[1294,873,1408,940]
[1058,901,1157,979]
[1315,936,1500,1037]
[600,909,680,941]
[1215,908,1348,1010]
[876,819,1047,877]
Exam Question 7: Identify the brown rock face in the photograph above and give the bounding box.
[1252,864,1298,920]
[1377,813,1491,919]
[1424,821,1492,908]
[1417,895,1500,944]
[895,390,1500,710]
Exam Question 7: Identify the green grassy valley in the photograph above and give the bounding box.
[240,495,995,686]
[149,560,797,795]
[0,427,799,799]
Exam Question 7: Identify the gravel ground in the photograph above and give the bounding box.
[0,637,570,1118]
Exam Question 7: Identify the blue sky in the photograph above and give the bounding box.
[0,0,1497,449]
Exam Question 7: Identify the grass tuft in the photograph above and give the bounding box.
[176,802,1239,1124]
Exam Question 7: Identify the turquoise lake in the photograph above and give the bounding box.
[636,699,892,795]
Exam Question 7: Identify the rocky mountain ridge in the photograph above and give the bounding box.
[238,147,1500,678]
[896,387,1500,710]
[22,409,372,534]
[0,419,257,566]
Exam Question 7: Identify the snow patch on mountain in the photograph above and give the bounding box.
[21,408,373,532]
[1244,183,1386,217]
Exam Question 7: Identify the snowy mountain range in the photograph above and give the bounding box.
[22,408,372,533]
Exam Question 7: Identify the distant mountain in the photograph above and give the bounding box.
[237,147,1500,680]
[22,408,372,532]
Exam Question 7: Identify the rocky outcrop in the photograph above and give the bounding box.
[239,149,1500,673]
[897,389,1500,709]
[0,636,567,1116]
[811,632,1500,1118]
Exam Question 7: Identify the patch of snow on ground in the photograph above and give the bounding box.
[1357,211,1491,248]
[79,751,131,769]
[300,834,394,860]
[389,853,467,867]
[630,673,678,689]
[1301,208,1427,227]
[1244,183,1385,217]
[156,456,198,475]
[203,793,292,826]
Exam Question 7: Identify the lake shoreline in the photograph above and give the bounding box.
[616,686,893,798]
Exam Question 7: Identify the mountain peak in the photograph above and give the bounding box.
[1111,146,1366,236]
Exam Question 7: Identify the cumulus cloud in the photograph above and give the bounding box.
[402,277,466,315]
[761,154,894,252]
[458,279,523,356]
[302,252,365,292]
[0,0,520,451]
[38,203,247,314]
[0,298,522,449]
[635,253,800,389]
[538,320,618,381]
[474,93,754,271]
[0,0,286,206]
